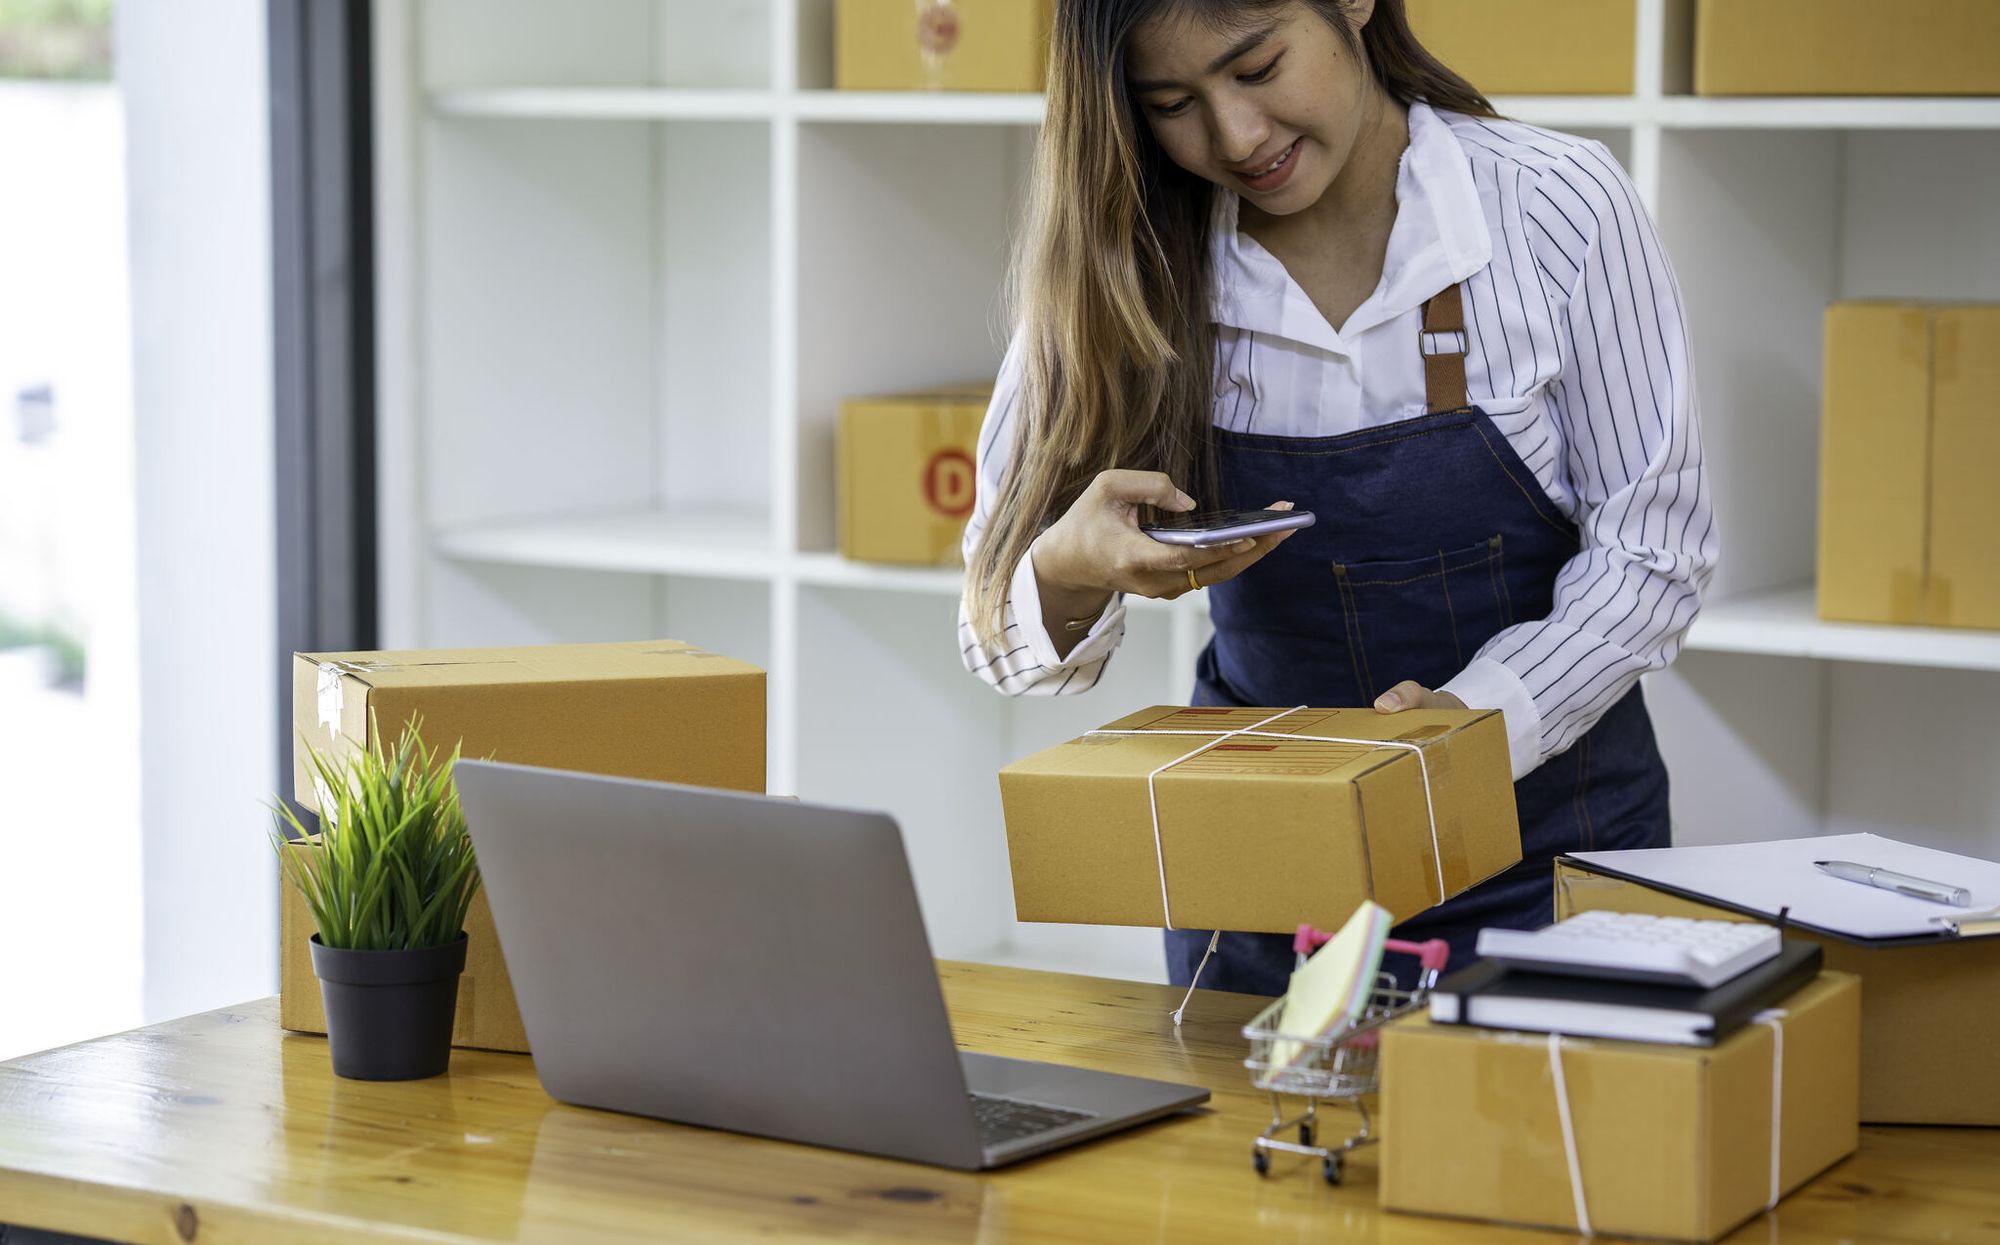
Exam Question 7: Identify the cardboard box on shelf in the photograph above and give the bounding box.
[999,705,1520,933]
[1693,0,2000,96]
[835,0,1052,92]
[280,639,767,1052]
[838,383,990,565]
[1380,972,1860,1242]
[1556,859,2000,1125]
[1406,0,1633,95]
[1819,302,2000,629]
[1929,306,2000,630]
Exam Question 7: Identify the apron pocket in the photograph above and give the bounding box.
[1332,536,1512,701]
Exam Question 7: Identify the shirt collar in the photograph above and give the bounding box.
[1207,100,1493,353]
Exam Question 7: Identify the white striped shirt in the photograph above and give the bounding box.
[958,101,1716,780]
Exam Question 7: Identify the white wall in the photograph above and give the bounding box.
[121,0,278,1021]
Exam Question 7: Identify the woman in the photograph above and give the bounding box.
[958,0,1714,993]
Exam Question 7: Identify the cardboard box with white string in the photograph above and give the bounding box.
[1378,970,1861,1242]
[997,705,1521,933]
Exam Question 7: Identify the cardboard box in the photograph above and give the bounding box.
[1406,0,1633,95]
[1819,302,2000,628]
[838,384,989,565]
[1381,972,1860,1242]
[835,0,1051,92]
[1694,0,2000,96]
[999,706,1521,933]
[1929,306,2000,629]
[291,639,765,810]
[1556,859,2000,1125]
[281,639,767,1053]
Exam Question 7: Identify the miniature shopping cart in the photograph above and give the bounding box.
[1241,928,1450,1184]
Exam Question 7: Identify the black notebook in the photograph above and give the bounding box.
[1428,940,1823,1046]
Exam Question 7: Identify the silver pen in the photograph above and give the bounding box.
[1814,859,1972,907]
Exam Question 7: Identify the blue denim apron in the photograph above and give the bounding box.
[1165,285,1670,994]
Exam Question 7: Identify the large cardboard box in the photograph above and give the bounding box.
[1694,0,2000,96]
[1406,0,1633,95]
[835,0,1051,92]
[1819,302,2000,628]
[1556,859,2000,1125]
[838,384,989,565]
[1381,972,1860,1242]
[999,706,1520,932]
[281,639,767,1053]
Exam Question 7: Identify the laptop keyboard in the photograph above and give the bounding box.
[969,1092,1096,1147]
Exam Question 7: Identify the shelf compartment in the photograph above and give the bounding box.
[421,0,770,91]
[792,581,1184,962]
[1685,585,2000,672]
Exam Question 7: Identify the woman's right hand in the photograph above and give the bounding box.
[1031,469,1301,618]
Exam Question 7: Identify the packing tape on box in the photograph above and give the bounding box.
[1083,705,1446,930]
[310,657,515,736]
[1545,1008,1790,1235]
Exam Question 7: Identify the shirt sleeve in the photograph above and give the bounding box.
[1439,138,1717,780]
[956,332,1129,696]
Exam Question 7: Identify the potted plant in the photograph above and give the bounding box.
[271,713,481,1081]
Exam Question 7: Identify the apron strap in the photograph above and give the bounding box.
[1421,283,1470,413]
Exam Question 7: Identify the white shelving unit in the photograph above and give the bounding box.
[372,0,2000,984]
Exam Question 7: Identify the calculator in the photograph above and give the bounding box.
[1475,910,1782,989]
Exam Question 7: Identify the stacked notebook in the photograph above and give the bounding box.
[1430,941,1821,1046]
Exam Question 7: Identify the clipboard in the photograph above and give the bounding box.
[1560,833,2000,947]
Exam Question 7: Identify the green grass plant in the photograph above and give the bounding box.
[271,713,482,952]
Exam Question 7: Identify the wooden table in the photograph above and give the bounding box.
[0,963,1995,1244]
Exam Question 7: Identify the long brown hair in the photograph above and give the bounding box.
[966,0,1497,646]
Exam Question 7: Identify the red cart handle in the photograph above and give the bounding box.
[1293,923,1450,975]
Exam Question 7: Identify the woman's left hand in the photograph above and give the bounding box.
[1373,681,1466,713]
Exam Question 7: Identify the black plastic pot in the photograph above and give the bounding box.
[309,933,468,1081]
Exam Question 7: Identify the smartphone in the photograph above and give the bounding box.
[1140,507,1316,547]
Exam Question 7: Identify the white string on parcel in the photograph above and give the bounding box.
[1754,1008,1788,1210]
[1547,1009,1790,1236]
[1547,1033,1593,1237]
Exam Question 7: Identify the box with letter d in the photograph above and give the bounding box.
[838,383,989,565]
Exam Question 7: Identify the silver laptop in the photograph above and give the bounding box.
[452,759,1209,1170]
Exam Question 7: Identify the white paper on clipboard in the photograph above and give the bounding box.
[1569,833,2000,941]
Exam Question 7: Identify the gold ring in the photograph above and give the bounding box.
[1187,567,1201,592]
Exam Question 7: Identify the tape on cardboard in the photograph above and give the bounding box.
[307,656,520,740]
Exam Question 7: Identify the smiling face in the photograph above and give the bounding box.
[1126,1,1377,215]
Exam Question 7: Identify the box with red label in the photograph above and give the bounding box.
[999,705,1522,932]
[837,383,990,565]
[835,0,1052,92]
